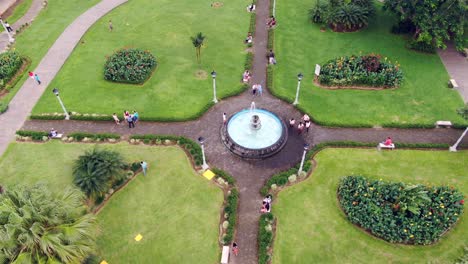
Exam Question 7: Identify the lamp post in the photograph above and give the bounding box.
[52,88,70,120]
[211,70,218,103]
[198,136,209,170]
[293,73,303,105]
[449,127,468,152]
[298,143,310,175]
[0,18,15,43]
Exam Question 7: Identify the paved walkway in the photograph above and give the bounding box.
[0,0,16,16]
[0,0,44,51]
[438,43,468,103]
[0,0,128,156]
[2,0,468,263]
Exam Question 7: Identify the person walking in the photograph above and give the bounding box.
[112,113,120,124]
[109,20,113,32]
[127,115,135,128]
[123,110,130,123]
[34,74,41,85]
[140,161,148,176]
[305,120,311,133]
[289,118,295,128]
[5,21,13,32]
[132,110,139,123]
[297,122,304,134]
[252,84,257,96]
[257,84,263,96]
[28,71,35,80]
[232,242,239,256]
[223,112,227,124]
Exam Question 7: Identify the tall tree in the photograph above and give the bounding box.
[0,184,98,263]
[191,32,206,64]
[384,0,467,50]
[73,148,126,199]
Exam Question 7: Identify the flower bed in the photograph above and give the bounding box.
[0,51,24,90]
[338,176,464,245]
[104,48,156,84]
[318,54,403,88]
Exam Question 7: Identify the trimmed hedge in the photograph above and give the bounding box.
[338,176,464,245]
[319,54,403,88]
[104,49,156,84]
[129,134,203,165]
[0,51,24,90]
[258,213,275,264]
[223,188,239,244]
[260,160,312,196]
[244,52,254,70]
[267,29,274,50]
[67,132,120,141]
[211,168,236,185]
[16,130,48,141]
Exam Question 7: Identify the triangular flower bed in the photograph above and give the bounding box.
[338,176,464,245]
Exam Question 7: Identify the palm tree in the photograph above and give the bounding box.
[191,32,206,64]
[396,184,431,215]
[73,148,126,199]
[0,184,99,263]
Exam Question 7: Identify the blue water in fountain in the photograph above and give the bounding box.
[227,109,283,149]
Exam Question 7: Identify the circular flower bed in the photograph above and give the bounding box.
[104,48,156,84]
[318,54,403,88]
[338,176,464,245]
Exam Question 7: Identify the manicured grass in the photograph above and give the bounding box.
[273,148,468,263]
[3,0,33,27]
[0,141,223,263]
[31,0,251,120]
[0,0,100,107]
[272,1,466,126]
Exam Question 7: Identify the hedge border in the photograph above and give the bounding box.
[67,132,120,141]
[258,213,275,264]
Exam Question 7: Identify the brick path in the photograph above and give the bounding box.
[0,0,44,51]
[438,43,468,103]
[2,0,468,263]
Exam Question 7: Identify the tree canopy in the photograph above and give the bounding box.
[384,0,467,51]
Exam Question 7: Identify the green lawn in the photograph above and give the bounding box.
[273,148,468,263]
[31,0,251,120]
[0,141,223,263]
[0,0,100,108]
[272,1,466,126]
[2,0,33,28]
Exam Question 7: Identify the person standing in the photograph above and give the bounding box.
[252,84,257,96]
[127,115,135,128]
[289,118,295,128]
[232,242,239,256]
[132,110,139,123]
[297,122,304,134]
[257,84,263,96]
[109,20,113,32]
[140,161,148,176]
[223,113,227,124]
[305,120,311,133]
[112,113,120,125]
[34,74,41,85]
[28,71,35,80]
[123,110,130,123]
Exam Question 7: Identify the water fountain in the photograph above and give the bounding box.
[220,102,288,159]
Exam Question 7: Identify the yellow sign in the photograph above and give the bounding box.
[100,261,108,264]
[134,234,143,241]
[203,170,215,180]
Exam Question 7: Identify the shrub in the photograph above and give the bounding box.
[67,132,120,141]
[16,130,49,141]
[0,101,8,113]
[258,213,275,264]
[309,0,328,24]
[211,168,236,185]
[0,51,23,90]
[244,52,254,70]
[338,176,464,245]
[319,54,403,87]
[408,40,437,54]
[104,48,156,84]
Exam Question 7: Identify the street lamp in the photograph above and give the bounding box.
[198,136,209,170]
[298,143,310,175]
[52,88,70,120]
[293,73,303,105]
[211,70,218,103]
[0,18,15,43]
[449,127,468,152]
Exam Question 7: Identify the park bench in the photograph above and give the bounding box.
[220,245,230,264]
[435,121,452,128]
[377,143,395,150]
[50,133,63,139]
[448,79,459,89]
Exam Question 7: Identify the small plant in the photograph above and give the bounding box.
[104,48,156,84]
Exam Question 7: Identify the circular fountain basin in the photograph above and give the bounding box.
[221,109,288,159]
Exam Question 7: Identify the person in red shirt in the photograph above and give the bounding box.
[383,137,393,146]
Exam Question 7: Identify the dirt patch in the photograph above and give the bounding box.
[211,2,223,8]
[194,69,208,80]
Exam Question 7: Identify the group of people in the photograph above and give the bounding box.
[260,195,272,213]
[48,128,58,138]
[267,49,276,65]
[289,114,311,134]
[28,72,41,85]
[112,110,139,128]
[251,83,263,96]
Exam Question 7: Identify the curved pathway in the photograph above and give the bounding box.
[3,0,467,263]
[438,43,468,103]
[0,0,44,51]
[0,0,128,156]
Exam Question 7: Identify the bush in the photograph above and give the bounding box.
[211,168,236,185]
[319,54,403,88]
[67,132,120,141]
[391,19,415,34]
[104,48,156,84]
[408,40,437,54]
[309,0,328,24]
[338,176,464,245]
[223,188,239,244]
[258,213,275,264]
[0,101,7,114]
[244,52,254,70]
[0,51,24,90]
[16,130,49,141]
